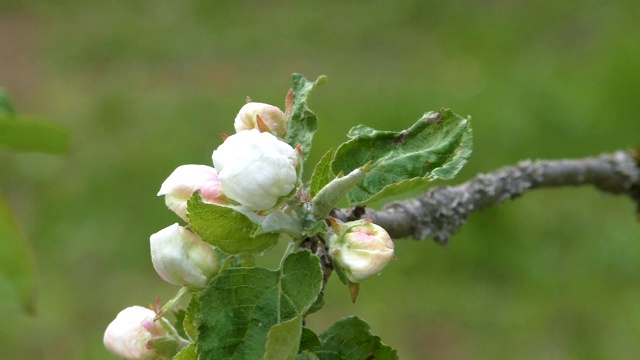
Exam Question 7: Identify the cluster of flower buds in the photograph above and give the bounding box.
[152,101,297,288]
[105,100,297,358]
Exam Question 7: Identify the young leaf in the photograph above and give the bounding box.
[0,116,71,154]
[284,74,327,161]
[173,344,196,360]
[197,250,323,359]
[183,296,200,342]
[173,309,188,339]
[310,164,369,220]
[264,315,303,360]
[0,194,37,314]
[299,327,322,352]
[309,148,336,198]
[187,192,279,254]
[331,109,472,205]
[315,316,398,360]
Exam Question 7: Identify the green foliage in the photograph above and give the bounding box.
[264,315,304,360]
[299,327,322,352]
[285,74,327,162]
[0,117,71,154]
[331,109,472,205]
[183,296,200,342]
[173,344,196,360]
[310,164,369,220]
[187,192,279,254]
[299,316,398,360]
[197,250,323,359]
[309,148,336,198]
[4,2,640,359]
[0,89,16,117]
[0,195,37,314]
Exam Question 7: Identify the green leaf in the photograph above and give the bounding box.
[0,194,37,314]
[331,109,472,205]
[309,148,336,198]
[305,292,325,316]
[249,208,303,238]
[173,344,197,360]
[0,116,71,154]
[315,316,398,360]
[173,309,188,339]
[296,351,320,360]
[0,89,16,117]
[310,164,369,220]
[264,315,303,360]
[285,74,327,161]
[302,219,326,238]
[332,261,349,286]
[299,327,322,352]
[183,295,200,342]
[187,192,279,254]
[197,250,323,359]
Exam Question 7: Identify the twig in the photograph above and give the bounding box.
[331,150,640,245]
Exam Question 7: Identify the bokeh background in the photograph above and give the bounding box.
[1,1,639,359]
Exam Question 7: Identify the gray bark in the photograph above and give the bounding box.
[331,150,640,245]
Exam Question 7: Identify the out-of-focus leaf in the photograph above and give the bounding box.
[0,116,71,154]
[331,109,472,205]
[197,250,323,359]
[0,88,16,117]
[0,195,37,313]
[284,74,327,161]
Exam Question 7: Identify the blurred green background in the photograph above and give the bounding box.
[1,1,639,359]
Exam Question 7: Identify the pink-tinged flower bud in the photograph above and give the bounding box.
[328,219,395,283]
[234,102,288,137]
[150,223,219,288]
[103,306,167,360]
[212,129,298,211]
[157,165,224,221]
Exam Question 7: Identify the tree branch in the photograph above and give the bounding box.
[332,150,640,245]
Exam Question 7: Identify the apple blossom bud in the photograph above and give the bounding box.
[157,165,224,221]
[328,219,395,283]
[103,306,167,360]
[234,102,288,137]
[212,129,298,211]
[150,223,219,288]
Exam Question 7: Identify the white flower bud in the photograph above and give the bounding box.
[234,102,288,137]
[212,129,298,211]
[157,165,224,222]
[150,223,219,288]
[103,306,166,360]
[328,219,395,283]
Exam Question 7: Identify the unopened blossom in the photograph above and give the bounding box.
[212,129,298,211]
[234,102,288,137]
[150,223,219,288]
[328,219,395,283]
[157,165,224,221]
[103,306,166,360]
